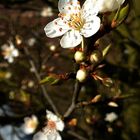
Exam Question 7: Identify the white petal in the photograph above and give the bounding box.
[12,49,19,57]
[58,0,80,15]
[33,131,47,140]
[46,110,58,122]
[56,120,64,131]
[46,131,62,140]
[60,30,82,48]
[1,44,8,50]
[82,0,100,16]
[33,131,62,140]
[8,57,14,63]
[81,16,100,38]
[44,18,70,38]
[9,42,15,50]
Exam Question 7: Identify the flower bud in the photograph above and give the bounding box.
[74,51,85,63]
[90,50,102,63]
[98,0,125,13]
[76,69,87,82]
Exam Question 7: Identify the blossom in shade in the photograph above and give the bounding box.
[22,115,38,134]
[41,7,53,17]
[33,110,64,140]
[105,112,118,122]
[44,0,101,48]
[1,42,19,63]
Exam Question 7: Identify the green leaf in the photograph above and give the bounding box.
[114,4,130,25]
[102,44,111,57]
[40,75,60,85]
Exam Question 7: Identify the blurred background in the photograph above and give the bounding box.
[0,0,140,140]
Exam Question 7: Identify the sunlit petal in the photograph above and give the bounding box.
[58,0,80,15]
[60,30,82,48]
[82,0,100,16]
[44,18,70,38]
[56,120,64,131]
[80,16,100,38]
[46,110,58,121]
[33,131,62,140]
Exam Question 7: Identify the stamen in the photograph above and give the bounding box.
[68,13,85,31]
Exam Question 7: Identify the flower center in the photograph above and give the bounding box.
[2,48,12,56]
[69,13,85,30]
[47,120,56,130]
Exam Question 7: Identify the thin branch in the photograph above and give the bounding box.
[64,81,81,118]
[24,47,59,116]
[67,130,88,140]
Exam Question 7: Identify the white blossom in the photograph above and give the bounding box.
[22,115,38,134]
[33,110,64,140]
[105,112,118,122]
[91,0,125,13]
[44,0,101,48]
[27,38,36,46]
[1,42,19,63]
[41,7,53,17]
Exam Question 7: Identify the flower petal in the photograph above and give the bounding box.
[33,131,62,140]
[82,0,100,16]
[58,0,80,15]
[33,131,47,140]
[56,120,64,131]
[12,49,19,57]
[46,110,58,122]
[44,18,70,38]
[60,30,82,48]
[80,15,100,38]
[8,57,14,63]
[47,131,62,140]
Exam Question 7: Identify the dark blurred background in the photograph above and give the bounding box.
[0,0,140,140]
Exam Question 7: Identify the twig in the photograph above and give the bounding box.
[64,81,81,118]
[67,130,88,140]
[24,47,59,115]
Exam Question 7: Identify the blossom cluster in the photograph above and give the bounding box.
[44,0,125,48]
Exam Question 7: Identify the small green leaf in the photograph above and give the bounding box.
[40,75,60,85]
[51,79,60,85]
[102,44,111,57]
[40,76,55,84]
[114,4,130,25]
[118,4,129,22]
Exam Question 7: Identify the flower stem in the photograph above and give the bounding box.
[81,37,84,51]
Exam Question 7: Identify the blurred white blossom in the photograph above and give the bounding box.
[44,0,101,48]
[27,38,36,46]
[22,115,38,134]
[91,0,125,12]
[41,7,53,17]
[33,110,64,140]
[105,112,118,122]
[5,72,12,79]
[49,45,56,52]
[1,42,19,63]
